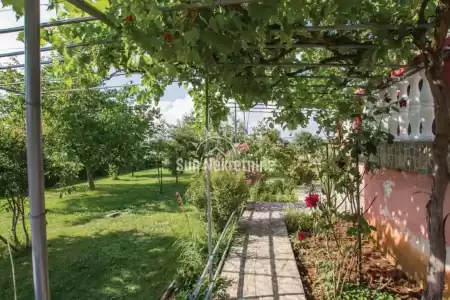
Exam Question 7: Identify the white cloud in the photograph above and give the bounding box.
[160,96,194,125]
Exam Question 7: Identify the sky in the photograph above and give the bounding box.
[0,2,319,138]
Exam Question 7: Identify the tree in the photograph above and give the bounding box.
[44,85,150,190]
[0,129,30,251]
[0,85,30,251]
[163,140,185,183]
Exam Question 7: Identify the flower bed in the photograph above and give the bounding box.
[287,218,422,300]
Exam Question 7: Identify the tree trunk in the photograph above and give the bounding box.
[87,168,95,190]
[0,234,17,252]
[422,57,450,300]
[176,174,179,183]
[11,212,18,245]
[18,197,30,246]
[159,162,163,194]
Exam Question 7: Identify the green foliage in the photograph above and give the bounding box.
[284,208,315,233]
[249,179,297,203]
[341,284,396,300]
[185,171,249,229]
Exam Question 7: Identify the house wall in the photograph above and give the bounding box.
[364,168,450,297]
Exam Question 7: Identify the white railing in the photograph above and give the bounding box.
[366,71,435,141]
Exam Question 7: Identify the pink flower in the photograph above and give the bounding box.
[236,143,250,153]
[305,194,319,208]
[298,231,306,241]
[246,179,253,185]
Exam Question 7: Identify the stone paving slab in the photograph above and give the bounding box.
[221,202,307,300]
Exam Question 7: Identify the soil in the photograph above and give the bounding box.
[289,221,423,300]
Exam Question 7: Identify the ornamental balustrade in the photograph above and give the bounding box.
[365,70,435,141]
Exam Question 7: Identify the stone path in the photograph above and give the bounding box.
[221,202,307,300]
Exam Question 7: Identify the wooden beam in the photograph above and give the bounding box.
[64,0,118,29]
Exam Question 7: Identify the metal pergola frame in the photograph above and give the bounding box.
[0,0,432,299]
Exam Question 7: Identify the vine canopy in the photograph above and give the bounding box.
[0,0,439,128]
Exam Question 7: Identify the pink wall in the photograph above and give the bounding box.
[364,169,450,294]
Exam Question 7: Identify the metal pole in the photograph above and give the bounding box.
[234,102,237,142]
[24,0,50,299]
[204,73,213,297]
[0,17,96,35]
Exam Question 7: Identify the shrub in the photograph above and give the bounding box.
[285,208,314,233]
[268,179,284,194]
[185,171,249,229]
[249,179,298,203]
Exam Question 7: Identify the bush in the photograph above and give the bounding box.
[249,179,298,203]
[285,208,314,233]
[185,171,249,229]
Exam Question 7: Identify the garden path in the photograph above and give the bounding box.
[221,202,307,300]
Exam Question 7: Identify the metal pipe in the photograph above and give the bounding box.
[204,223,235,299]
[203,206,244,299]
[0,60,60,70]
[221,62,409,68]
[204,72,213,298]
[0,17,96,35]
[190,211,236,299]
[24,0,50,299]
[0,85,25,95]
[291,23,434,31]
[159,0,253,12]
[260,43,376,49]
[0,40,112,58]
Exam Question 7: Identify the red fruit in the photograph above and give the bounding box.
[164,32,174,43]
[125,15,133,22]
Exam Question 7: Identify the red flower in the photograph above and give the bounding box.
[124,15,133,22]
[305,194,319,208]
[298,231,306,241]
[246,179,253,185]
[399,99,407,108]
[164,32,174,44]
[391,67,407,77]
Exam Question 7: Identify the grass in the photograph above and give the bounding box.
[0,169,203,300]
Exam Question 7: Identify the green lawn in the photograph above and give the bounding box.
[0,169,203,300]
